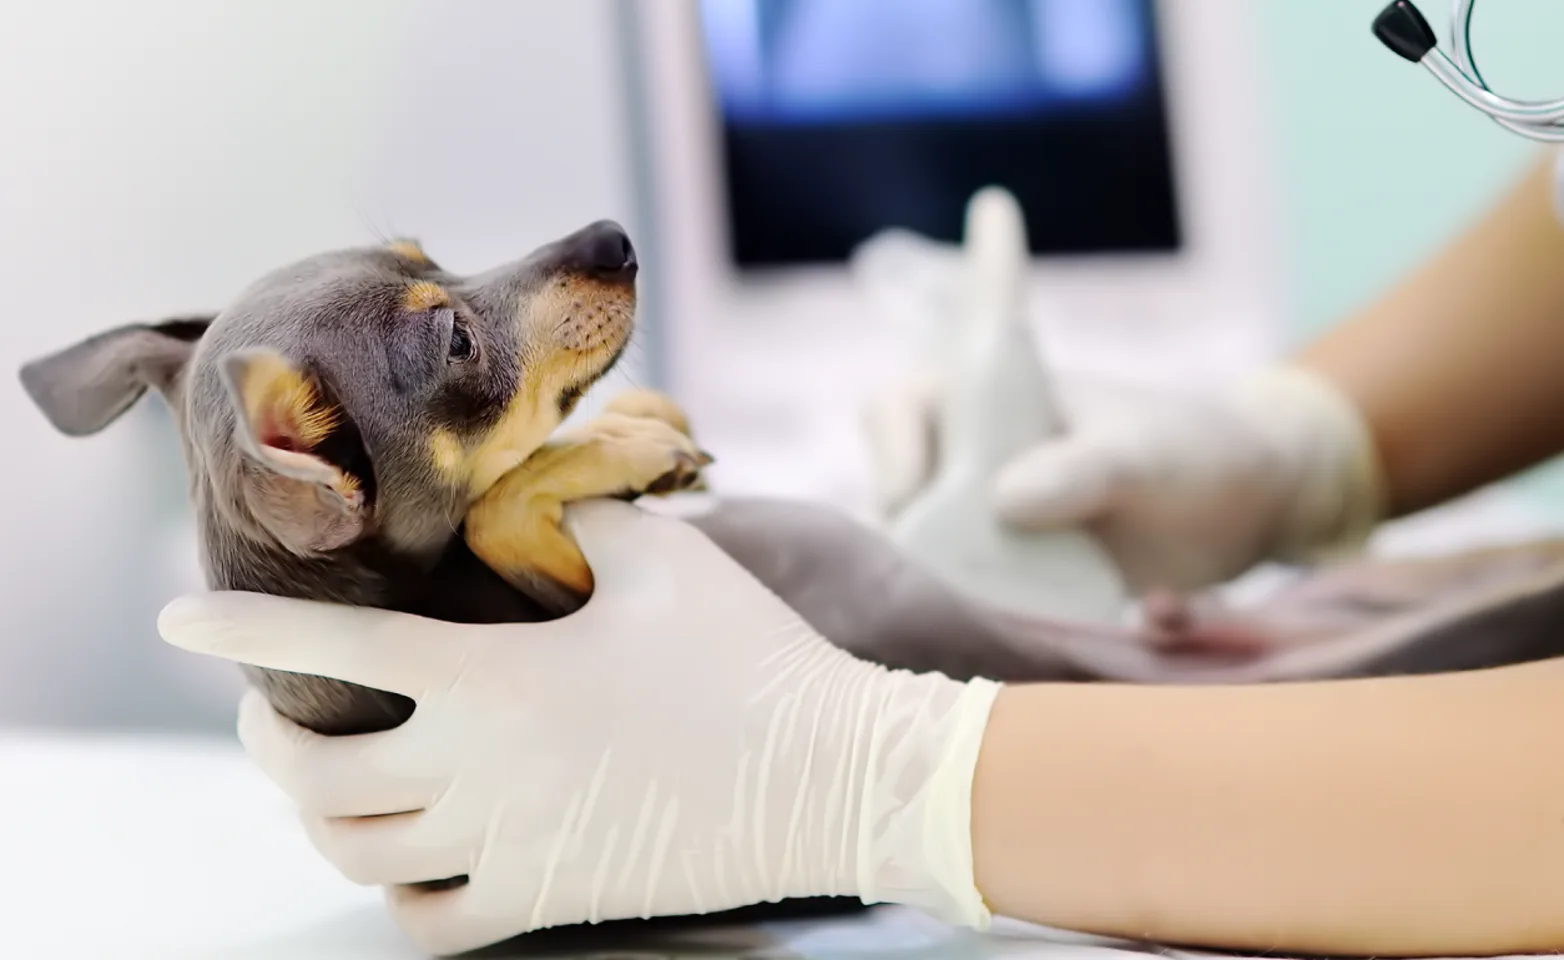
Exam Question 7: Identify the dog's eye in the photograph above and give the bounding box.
[447,318,476,363]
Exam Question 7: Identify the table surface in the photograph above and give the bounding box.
[0,730,1222,960]
[8,490,1561,959]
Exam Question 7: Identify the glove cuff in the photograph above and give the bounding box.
[855,671,1002,929]
[1231,366,1386,564]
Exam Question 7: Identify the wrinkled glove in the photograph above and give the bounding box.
[157,500,1000,957]
[864,365,1385,594]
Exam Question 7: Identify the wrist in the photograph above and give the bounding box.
[850,665,1002,928]
[1230,365,1386,564]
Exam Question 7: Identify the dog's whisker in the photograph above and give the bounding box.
[350,200,397,248]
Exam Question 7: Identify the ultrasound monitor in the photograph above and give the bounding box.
[697,0,1181,267]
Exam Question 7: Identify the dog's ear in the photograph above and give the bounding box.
[220,349,370,554]
[19,316,213,436]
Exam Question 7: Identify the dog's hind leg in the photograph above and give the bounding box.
[463,390,710,611]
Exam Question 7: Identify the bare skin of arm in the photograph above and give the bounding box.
[1299,154,1564,517]
[971,660,1564,957]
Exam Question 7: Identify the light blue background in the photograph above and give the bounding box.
[1257,0,1564,508]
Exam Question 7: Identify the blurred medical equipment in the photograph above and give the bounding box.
[1373,1,1564,142]
[855,226,1386,605]
[884,187,1125,622]
[623,0,1285,509]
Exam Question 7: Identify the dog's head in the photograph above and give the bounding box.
[20,220,638,561]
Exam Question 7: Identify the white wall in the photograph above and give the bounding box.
[0,0,644,731]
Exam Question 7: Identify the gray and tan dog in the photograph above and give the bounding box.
[21,222,712,739]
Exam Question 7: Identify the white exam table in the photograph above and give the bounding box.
[8,490,1563,959]
[0,728,1207,960]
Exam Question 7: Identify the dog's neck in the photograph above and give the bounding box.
[185,445,414,607]
[196,504,411,607]
[190,467,547,625]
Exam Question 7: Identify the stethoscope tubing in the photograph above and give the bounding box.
[1383,0,1564,141]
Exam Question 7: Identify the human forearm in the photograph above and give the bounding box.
[1299,154,1564,517]
[971,661,1564,956]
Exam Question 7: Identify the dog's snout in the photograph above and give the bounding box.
[565,221,637,285]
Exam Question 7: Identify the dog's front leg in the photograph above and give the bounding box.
[464,390,710,611]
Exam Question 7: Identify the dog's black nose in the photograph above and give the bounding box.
[567,220,637,285]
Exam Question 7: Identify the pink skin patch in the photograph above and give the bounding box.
[1140,589,1276,657]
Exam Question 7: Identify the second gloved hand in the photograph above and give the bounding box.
[156,500,999,957]
[864,366,1385,594]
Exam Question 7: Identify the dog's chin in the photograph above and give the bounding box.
[558,318,634,412]
[582,328,632,386]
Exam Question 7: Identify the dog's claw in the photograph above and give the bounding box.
[646,470,682,495]
[644,451,708,496]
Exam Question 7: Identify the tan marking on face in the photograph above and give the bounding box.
[460,343,621,499]
[236,353,339,448]
[401,281,450,313]
[387,239,431,264]
[458,274,638,501]
[463,387,558,500]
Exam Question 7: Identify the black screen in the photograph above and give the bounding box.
[698,0,1181,267]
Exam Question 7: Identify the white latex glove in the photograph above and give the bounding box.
[863,365,1385,594]
[156,500,1000,957]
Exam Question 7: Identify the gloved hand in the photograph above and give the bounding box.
[156,500,1001,957]
[863,365,1386,594]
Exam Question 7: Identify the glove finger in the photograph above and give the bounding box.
[559,499,721,591]
[389,879,536,957]
[237,689,448,818]
[992,439,1123,530]
[559,502,778,631]
[158,591,464,699]
[860,373,940,516]
[964,186,1028,315]
[302,809,479,888]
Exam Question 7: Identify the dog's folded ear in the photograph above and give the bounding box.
[18,316,213,436]
[220,349,371,554]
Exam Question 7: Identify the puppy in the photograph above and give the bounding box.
[20,222,711,739]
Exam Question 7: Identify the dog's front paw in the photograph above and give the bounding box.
[601,388,695,437]
[560,411,713,499]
